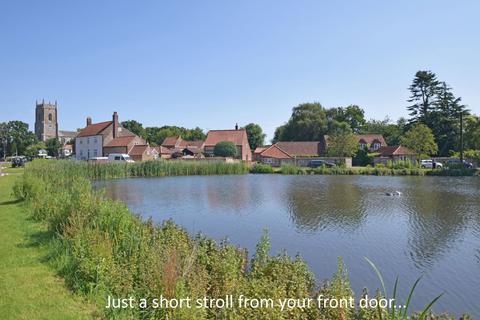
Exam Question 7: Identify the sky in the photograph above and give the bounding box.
[1,0,479,141]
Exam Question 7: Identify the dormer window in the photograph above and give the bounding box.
[372,142,381,150]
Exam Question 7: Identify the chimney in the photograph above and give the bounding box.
[235,123,238,130]
[112,112,118,138]
[86,117,92,126]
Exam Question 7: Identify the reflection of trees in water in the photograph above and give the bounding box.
[285,177,367,232]
[404,178,479,269]
[205,176,255,214]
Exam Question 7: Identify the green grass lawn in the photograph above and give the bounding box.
[0,174,96,320]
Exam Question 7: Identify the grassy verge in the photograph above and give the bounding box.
[250,163,478,176]
[0,174,95,320]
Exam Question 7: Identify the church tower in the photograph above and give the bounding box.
[35,99,58,141]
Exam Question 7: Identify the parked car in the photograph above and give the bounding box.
[11,156,27,167]
[308,159,336,168]
[107,153,135,163]
[446,159,473,169]
[420,159,443,169]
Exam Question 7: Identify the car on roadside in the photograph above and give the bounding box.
[11,156,27,168]
[446,159,473,169]
[420,159,443,169]
[308,159,336,168]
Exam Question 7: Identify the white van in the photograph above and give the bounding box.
[108,154,135,163]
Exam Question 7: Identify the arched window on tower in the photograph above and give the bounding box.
[48,113,53,122]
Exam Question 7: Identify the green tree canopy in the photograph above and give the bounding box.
[213,141,237,157]
[45,138,62,157]
[464,115,480,150]
[25,141,46,158]
[400,123,438,156]
[145,126,206,146]
[0,121,37,157]
[273,102,365,142]
[326,131,358,157]
[121,120,146,139]
[243,123,266,150]
[407,70,441,127]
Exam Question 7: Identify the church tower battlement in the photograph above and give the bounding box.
[35,99,58,141]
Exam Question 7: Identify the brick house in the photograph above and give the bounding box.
[374,145,416,165]
[255,140,351,167]
[128,145,157,162]
[103,135,146,157]
[256,144,293,167]
[75,112,146,160]
[204,127,251,161]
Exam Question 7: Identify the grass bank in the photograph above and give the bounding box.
[0,173,95,320]
[250,163,478,176]
[11,160,466,319]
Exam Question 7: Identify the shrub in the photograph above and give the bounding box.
[213,141,237,157]
[250,163,274,174]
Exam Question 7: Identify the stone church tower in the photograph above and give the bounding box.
[35,99,58,141]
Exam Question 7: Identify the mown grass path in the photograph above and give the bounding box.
[0,173,95,319]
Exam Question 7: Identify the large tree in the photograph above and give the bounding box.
[464,115,480,150]
[45,138,62,157]
[400,123,438,156]
[0,121,37,157]
[243,123,266,151]
[121,120,146,139]
[407,70,441,127]
[326,131,358,157]
[431,82,468,155]
[327,105,366,133]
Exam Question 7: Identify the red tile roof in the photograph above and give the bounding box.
[77,121,112,137]
[204,129,248,147]
[104,135,137,147]
[129,145,149,156]
[179,140,204,148]
[275,141,322,156]
[378,145,414,156]
[162,136,181,147]
[254,147,267,154]
[260,145,292,159]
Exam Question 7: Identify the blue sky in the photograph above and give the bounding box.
[1,1,479,141]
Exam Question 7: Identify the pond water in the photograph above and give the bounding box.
[95,175,480,317]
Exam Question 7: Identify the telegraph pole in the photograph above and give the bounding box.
[460,112,464,162]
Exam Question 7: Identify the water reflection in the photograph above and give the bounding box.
[285,176,367,233]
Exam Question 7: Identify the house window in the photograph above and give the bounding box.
[359,143,366,149]
[93,149,98,157]
[87,138,90,144]
[80,139,83,144]
[93,137,97,144]
[372,142,381,150]
[80,150,83,156]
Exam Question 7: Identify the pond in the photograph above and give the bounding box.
[95,175,480,317]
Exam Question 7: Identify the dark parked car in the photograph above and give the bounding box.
[446,159,473,169]
[308,159,336,168]
[11,156,27,168]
